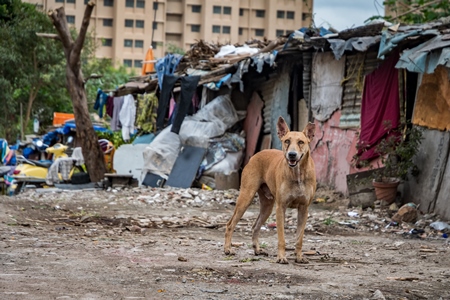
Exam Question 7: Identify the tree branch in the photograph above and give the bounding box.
[72,1,96,67]
[36,33,60,40]
[392,0,442,21]
[48,8,73,53]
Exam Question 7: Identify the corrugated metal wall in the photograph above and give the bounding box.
[340,50,379,128]
[302,52,313,121]
[249,73,280,134]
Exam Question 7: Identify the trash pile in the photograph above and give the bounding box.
[10,186,450,242]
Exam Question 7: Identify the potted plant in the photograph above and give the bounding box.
[355,121,423,205]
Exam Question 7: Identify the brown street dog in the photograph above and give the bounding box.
[224,116,316,264]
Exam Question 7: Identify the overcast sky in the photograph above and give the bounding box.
[313,0,385,31]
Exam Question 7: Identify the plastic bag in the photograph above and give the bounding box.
[179,94,239,140]
[141,127,180,179]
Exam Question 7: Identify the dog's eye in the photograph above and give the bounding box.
[298,141,305,145]
[285,140,290,145]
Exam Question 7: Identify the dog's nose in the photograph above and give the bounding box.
[288,152,297,159]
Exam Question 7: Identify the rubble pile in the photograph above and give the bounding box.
[181,40,221,70]
[10,186,450,242]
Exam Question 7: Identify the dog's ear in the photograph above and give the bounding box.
[303,122,316,142]
[277,116,290,139]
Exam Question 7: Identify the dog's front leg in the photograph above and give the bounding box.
[294,204,309,264]
[275,202,288,264]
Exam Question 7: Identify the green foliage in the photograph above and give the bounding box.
[376,0,450,24]
[323,216,336,226]
[97,130,135,149]
[166,43,185,55]
[354,121,423,183]
[0,0,70,139]
[0,3,132,140]
[83,57,135,105]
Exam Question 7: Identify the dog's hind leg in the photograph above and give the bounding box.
[252,185,274,256]
[224,187,258,255]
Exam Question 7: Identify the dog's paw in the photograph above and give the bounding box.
[276,257,289,264]
[224,248,235,256]
[254,249,268,256]
[295,257,309,264]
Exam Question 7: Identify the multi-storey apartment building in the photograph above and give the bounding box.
[25,0,313,71]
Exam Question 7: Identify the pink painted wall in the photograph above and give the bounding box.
[310,110,360,195]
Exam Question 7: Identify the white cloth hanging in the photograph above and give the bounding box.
[119,94,136,141]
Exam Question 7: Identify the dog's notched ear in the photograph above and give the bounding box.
[277,117,289,139]
[304,122,315,141]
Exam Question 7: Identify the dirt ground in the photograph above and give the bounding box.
[0,186,449,300]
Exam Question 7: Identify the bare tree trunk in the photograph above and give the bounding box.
[24,51,41,134]
[49,2,106,182]
[25,86,39,134]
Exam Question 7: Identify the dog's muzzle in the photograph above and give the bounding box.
[287,152,301,167]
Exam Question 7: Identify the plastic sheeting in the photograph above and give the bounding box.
[328,36,381,60]
[141,94,240,180]
[378,29,439,59]
[396,36,450,73]
[311,52,346,122]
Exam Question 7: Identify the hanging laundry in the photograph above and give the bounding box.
[94,88,109,118]
[171,76,201,134]
[357,51,400,162]
[155,53,183,90]
[106,95,114,118]
[136,93,158,133]
[111,96,124,131]
[119,94,136,141]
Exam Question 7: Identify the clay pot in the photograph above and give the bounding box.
[372,178,400,205]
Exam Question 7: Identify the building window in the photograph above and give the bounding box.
[134,60,143,68]
[136,20,144,28]
[125,19,134,27]
[67,0,75,3]
[238,27,243,35]
[302,13,311,21]
[287,11,295,19]
[135,40,144,48]
[212,25,220,33]
[136,0,145,8]
[192,5,201,13]
[103,18,113,27]
[191,24,200,32]
[255,10,265,18]
[276,30,284,36]
[56,0,64,2]
[124,39,133,47]
[222,26,230,34]
[239,8,243,16]
[277,10,285,18]
[213,5,221,14]
[84,0,89,4]
[223,6,231,15]
[104,0,113,7]
[255,29,264,37]
[66,15,75,24]
[152,41,158,49]
[123,59,132,67]
[152,21,157,29]
[102,38,113,46]
[125,0,134,7]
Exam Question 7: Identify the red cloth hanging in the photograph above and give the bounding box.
[357,51,400,161]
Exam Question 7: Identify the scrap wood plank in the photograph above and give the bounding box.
[165,145,206,189]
